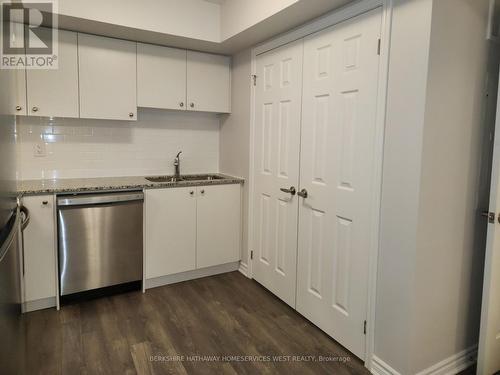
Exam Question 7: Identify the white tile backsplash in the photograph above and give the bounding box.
[16,108,221,180]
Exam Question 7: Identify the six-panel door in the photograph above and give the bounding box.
[27,29,79,118]
[145,187,197,278]
[252,39,304,308]
[196,185,241,268]
[137,43,187,111]
[296,9,382,359]
[78,34,137,121]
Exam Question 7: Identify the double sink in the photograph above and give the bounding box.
[145,174,225,183]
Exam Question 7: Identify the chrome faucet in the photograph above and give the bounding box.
[174,151,182,178]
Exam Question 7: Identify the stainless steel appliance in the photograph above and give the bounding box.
[0,105,23,373]
[57,191,144,296]
[0,206,23,375]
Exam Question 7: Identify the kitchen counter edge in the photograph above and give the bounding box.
[17,174,245,196]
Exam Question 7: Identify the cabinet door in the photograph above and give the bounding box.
[27,29,79,118]
[78,34,137,121]
[137,43,186,111]
[22,195,57,302]
[196,184,241,269]
[0,22,27,116]
[186,51,230,113]
[145,187,196,278]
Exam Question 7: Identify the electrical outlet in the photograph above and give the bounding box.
[33,142,46,157]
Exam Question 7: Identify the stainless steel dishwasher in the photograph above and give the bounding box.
[57,191,143,296]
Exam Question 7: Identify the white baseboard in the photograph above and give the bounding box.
[415,345,477,375]
[371,355,402,375]
[23,296,57,313]
[145,262,239,289]
[371,345,477,375]
[239,261,249,277]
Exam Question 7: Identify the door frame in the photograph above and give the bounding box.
[246,0,394,369]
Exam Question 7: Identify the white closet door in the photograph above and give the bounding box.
[477,74,500,375]
[252,40,303,307]
[296,8,382,359]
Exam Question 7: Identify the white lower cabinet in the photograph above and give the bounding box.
[145,187,197,278]
[22,195,57,305]
[197,185,241,268]
[145,184,241,279]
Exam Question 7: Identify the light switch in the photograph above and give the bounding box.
[33,142,46,157]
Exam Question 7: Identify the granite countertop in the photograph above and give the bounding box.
[18,173,244,195]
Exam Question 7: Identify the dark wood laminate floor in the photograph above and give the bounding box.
[23,271,369,375]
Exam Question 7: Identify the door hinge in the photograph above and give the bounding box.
[481,211,496,224]
[363,320,367,335]
[252,74,257,86]
[377,39,381,55]
[250,250,254,260]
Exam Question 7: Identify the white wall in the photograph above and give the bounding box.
[375,0,495,373]
[56,0,221,42]
[220,0,298,40]
[16,109,220,180]
[412,0,493,372]
[375,0,434,372]
[219,49,252,265]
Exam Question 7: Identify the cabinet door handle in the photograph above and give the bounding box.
[16,105,22,111]
[179,102,184,108]
[129,112,134,118]
[190,191,194,195]
[200,189,205,195]
[190,102,194,108]
[32,106,38,112]
[42,201,48,205]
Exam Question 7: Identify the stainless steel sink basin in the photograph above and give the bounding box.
[145,176,183,183]
[182,174,224,181]
[145,174,224,183]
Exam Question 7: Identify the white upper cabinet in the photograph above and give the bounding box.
[78,34,137,121]
[26,29,79,118]
[187,51,231,113]
[0,22,26,116]
[137,43,187,111]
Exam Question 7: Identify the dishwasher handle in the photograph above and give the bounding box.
[57,192,144,207]
[20,205,30,231]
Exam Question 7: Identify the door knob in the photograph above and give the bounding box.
[280,186,296,195]
[297,189,308,198]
